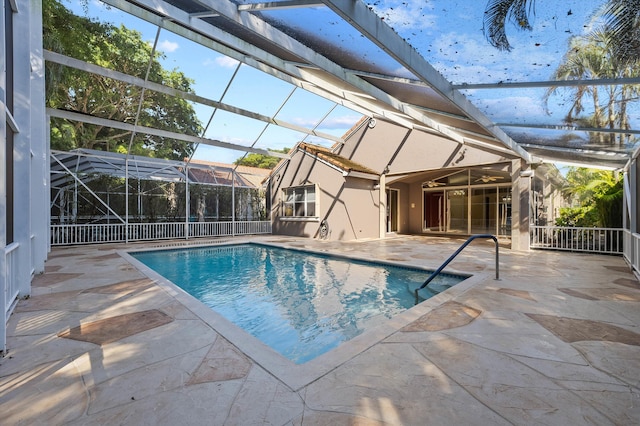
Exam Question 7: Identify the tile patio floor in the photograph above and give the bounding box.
[1,235,639,425]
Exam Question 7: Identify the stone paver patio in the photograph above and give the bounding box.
[1,235,639,425]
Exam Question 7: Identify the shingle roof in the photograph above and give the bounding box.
[297,143,378,176]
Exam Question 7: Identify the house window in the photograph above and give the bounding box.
[283,184,317,218]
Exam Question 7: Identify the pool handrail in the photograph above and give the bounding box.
[417,234,499,292]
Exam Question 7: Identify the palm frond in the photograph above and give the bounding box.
[483,0,535,51]
[598,0,640,64]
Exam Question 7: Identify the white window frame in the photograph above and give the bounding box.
[280,184,319,222]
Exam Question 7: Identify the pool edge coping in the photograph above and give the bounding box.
[118,238,489,391]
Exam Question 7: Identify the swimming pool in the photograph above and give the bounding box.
[131,243,467,364]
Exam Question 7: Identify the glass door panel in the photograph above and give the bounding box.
[386,189,399,232]
[499,187,512,236]
[423,191,445,232]
[446,189,468,233]
[470,187,497,234]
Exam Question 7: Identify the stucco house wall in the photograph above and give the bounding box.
[269,118,566,247]
[337,119,515,174]
[340,118,527,239]
[269,144,380,241]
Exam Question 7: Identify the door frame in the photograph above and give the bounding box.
[386,188,399,233]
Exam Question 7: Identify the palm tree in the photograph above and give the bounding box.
[483,0,640,63]
[545,37,608,128]
[544,31,638,145]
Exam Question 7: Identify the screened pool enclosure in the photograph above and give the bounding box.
[50,149,272,245]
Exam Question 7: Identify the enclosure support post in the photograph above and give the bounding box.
[185,165,190,239]
[125,158,129,243]
[232,170,236,237]
[379,173,386,239]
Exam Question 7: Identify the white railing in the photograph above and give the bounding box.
[51,221,272,246]
[530,226,624,254]
[3,242,20,353]
[189,221,233,238]
[623,230,640,275]
[127,222,186,241]
[234,220,272,235]
[4,243,20,317]
[51,223,127,245]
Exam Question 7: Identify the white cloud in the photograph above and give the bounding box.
[210,56,238,68]
[373,1,438,32]
[321,115,362,129]
[158,40,179,53]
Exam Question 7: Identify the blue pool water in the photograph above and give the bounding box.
[132,244,466,364]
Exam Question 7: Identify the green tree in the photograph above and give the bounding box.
[556,167,623,227]
[44,0,202,160]
[234,148,290,169]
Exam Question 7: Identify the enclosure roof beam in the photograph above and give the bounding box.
[101,0,377,120]
[237,0,324,12]
[114,0,478,147]
[44,50,344,145]
[453,77,640,90]
[497,122,640,136]
[47,108,290,159]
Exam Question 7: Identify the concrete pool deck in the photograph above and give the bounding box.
[1,235,639,424]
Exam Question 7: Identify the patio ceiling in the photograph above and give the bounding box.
[62,0,639,171]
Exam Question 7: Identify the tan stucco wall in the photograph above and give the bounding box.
[269,149,380,241]
[342,119,522,238]
[269,118,559,249]
[338,119,514,175]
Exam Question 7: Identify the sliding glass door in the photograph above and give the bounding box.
[423,185,511,236]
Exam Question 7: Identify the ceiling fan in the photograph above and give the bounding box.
[475,175,505,183]
[425,180,446,188]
